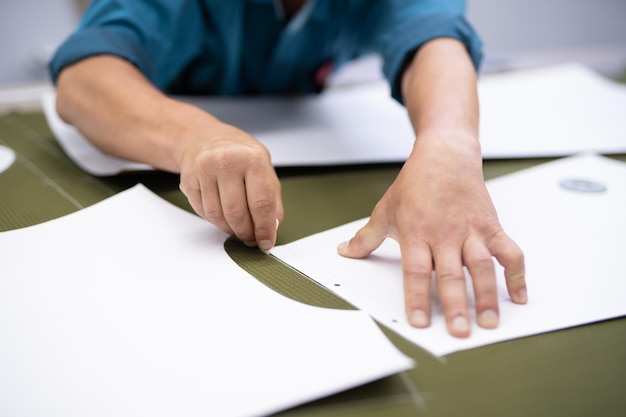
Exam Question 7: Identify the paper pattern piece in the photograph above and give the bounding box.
[0,185,412,417]
[271,154,626,357]
[0,145,16,174]
[478,64,626,158]
[41,93,152,175]
[42,63,626,176]
[40,84,414,176]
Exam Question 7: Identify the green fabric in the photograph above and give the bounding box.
[1,111,625,416]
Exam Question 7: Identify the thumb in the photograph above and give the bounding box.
[337,217,387,259]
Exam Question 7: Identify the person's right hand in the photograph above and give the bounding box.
[55,55,283,249]
[177,123,283,251]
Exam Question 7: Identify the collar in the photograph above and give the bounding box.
[272,0,286,20]
[248,0,330,28]
[307,0,331,23]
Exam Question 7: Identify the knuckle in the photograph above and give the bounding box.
[403,261,432,278]
[222,207,247,224]
[253,220,274,237]
[196,147,240,174]
[253,227,271,240]
[250,198,273,213]
[178,176,198,195]
[209,149,236,172]
[466,253,494,269]
[506,270,526,284]
[202,146,270,175]
[253,219,276,236]
[437,270,465,283]
[487,228,512,247]
[194,146,219,166]
[405,288,430,308]
[248,145,269,162]
[203,208,224,223]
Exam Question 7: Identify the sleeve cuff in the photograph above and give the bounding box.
[381,13,483,104]
[48,27,155,84]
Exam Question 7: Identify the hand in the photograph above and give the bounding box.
[337,134,527,338]
[178,122,283,250]
[54,55,283,249]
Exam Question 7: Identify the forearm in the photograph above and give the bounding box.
[401,38,481,159]
[57,55,283,250]
[55,55,223,173]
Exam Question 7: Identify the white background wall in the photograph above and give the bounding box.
[0,0,81,85]
[1,0,626,86]
[467,0,626,74]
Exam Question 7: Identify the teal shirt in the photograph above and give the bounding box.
[49,0,482,102]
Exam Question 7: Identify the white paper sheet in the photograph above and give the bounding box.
[478,64,626,158]
[41,63,626,176]
[271,154,626,357]
[40,92,152,175]
[0,145,16,174]
[40,85,414,176]
[0,185,412,417]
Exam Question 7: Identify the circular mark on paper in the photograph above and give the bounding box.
[559,178,607,193]
[0,145,16,174]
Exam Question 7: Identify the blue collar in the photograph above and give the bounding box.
[248,0,329,29]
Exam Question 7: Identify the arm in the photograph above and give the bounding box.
[56,55,283,250]
[338,38,527,337]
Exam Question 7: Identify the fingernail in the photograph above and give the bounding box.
[258,240,273,252]
[243,241,256,247]
[451,316,470,334]
[337,241,349,254]
[275,218,280,230]
[411,310,429,327]
[517,288,528,304]
[479,309,499,328]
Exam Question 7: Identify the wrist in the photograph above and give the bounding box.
[415,127,481,154]
[165,99,225,172]
[409,128,484,178]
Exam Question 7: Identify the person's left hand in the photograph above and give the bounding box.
[337,133,527,338]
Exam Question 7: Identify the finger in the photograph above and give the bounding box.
[245,169,282,251]
[216,174,255,245]
[488,231,527,304]
[434,245,471,338]
[400,239,433,328]
[463,238,499,329]
[337,216,388,259]
[179,178,204,218]
[180,177,233,235]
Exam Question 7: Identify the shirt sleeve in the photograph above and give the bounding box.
[362,0,483,103]
[48,0,206,90]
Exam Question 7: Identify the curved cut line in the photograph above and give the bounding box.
[223,236,354,310]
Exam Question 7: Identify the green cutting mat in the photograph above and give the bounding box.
[1,111,625,417]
